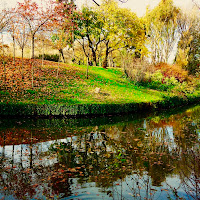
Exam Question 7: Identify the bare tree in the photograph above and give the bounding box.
[7,14,18,65]
[16,0,67,59]
[15,17,29,79]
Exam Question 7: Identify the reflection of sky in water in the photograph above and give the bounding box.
[0,175,190,200]
[0,136,106,168]
[148,125,177,150]
[0,133,196,199]
[115,174,191,200]
[0,106,199,200]
[54,174,193,200]
[197,129,200,141]
[165,126,177,149]
[0,140,60,168]
[0,121,194,168]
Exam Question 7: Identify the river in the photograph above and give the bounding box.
[0,105,199,200]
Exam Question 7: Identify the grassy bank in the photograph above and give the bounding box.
[0,58,199,116]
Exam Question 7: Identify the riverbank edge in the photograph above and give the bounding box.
[0,94,199,117]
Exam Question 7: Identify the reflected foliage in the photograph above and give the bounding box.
[0,105,200,199]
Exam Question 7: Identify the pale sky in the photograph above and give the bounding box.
[0,0,198,17]
[77,0,197,16]
[118,0,196,16]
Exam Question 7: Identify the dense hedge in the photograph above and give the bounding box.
[0,103,140,116]
[36,54,60,62]
[0,95,199,117]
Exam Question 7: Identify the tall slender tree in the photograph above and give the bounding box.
[7,13,18,64]
[15,18,29,78]
[145,0,180,64]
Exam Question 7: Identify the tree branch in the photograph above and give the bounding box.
[192,0,200,9]
[92,0,128,6]
[92,0,100,6]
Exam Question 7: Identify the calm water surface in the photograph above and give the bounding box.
[0,105,199,200]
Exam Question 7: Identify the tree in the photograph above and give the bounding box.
[74,6,105,66]
[15,17,29,78]
[51,29,71,63]
[59,0,129,6]
[98,0,146,68]
[144,0,180,64]
[0,9,10,86]
[175,11,195,68]
[187,18,200,74]
[175,9,200,74]
[16,0,67,59]
[7,12,19,65]
[91,0,128,6]
[73,0,146,68]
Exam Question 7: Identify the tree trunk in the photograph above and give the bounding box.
[2,34,6,85]
[86,57,89,79]
[102,41,109,68]
[57,54,60,78]
[102,50,109,69]
[31,34,35,59]
[12,36,15,65]
[59,49,65,63]
[91,49,97,66]
[21,48,24,80]
[86,34,97,66]
[42,39,44,67]
[31,61,34,88]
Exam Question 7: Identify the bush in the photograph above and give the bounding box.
[124,60,193,92]
[124,58,154,82]
[37,54,59,62]
[138,70,183,91]
[151,70,163,83]
[165,77,178,86]
[154,62,189,82]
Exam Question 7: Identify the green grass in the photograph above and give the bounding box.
[0,63,189,105]
[0,61,199,116]
[39,64,165,105]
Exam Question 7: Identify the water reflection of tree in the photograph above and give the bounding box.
[0,106,200,199]
[110,123,175,185]
[47,125,177,200]
[179,149,200,199]
[97,111,200,199]
[169,111,200,199]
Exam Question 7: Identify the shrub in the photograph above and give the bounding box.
[124,58,154,82]
[139,70,183,91]
[37,54,59,62]
[165,77,179,86]
[151,70,163,83]
[172,82,195,95]
[124,60,193,92]
[154,62,188,82]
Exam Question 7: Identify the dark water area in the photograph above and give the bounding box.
[0,105,199,200]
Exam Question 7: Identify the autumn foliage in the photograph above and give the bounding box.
[0,57,75,91]
[154,62,189,82]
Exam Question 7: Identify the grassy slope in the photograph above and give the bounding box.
[0,58,199,116]
[0,59,165,105]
